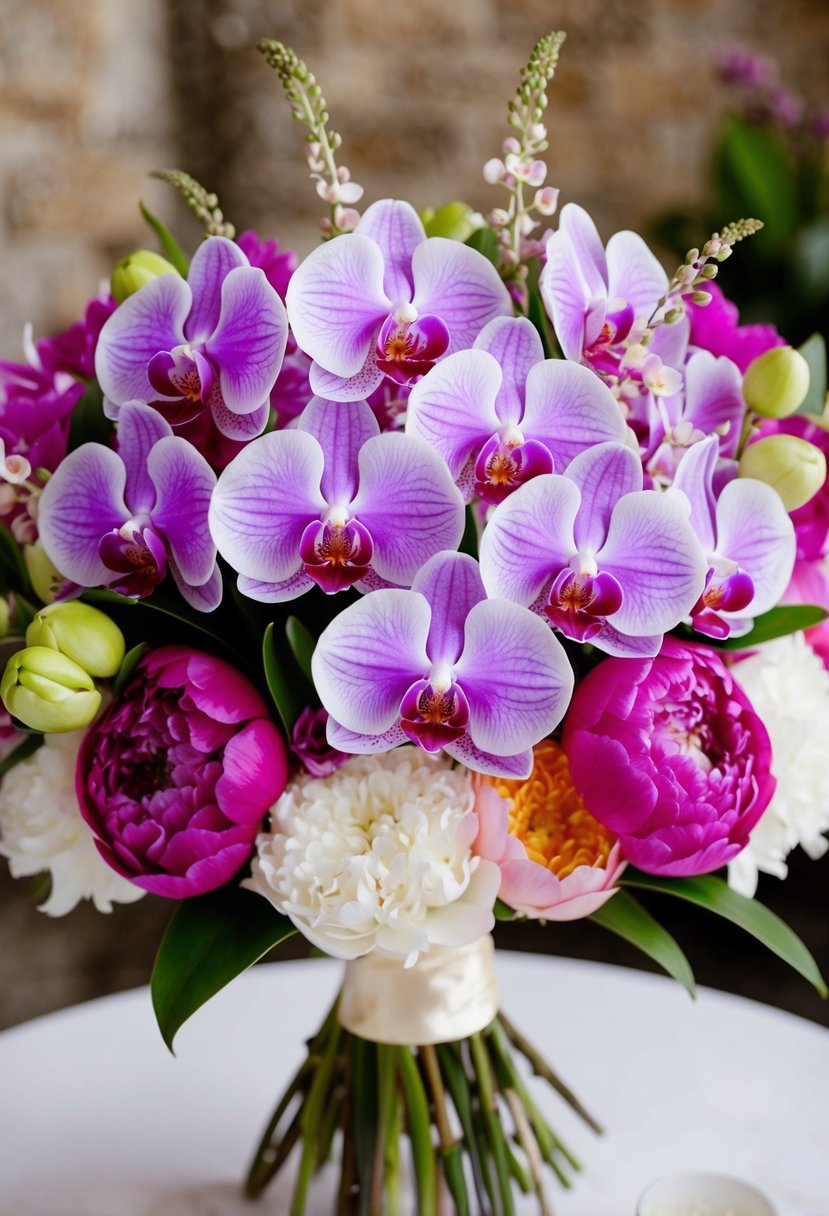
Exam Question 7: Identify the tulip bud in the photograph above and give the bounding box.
[26,601,125,678]
[23,541,62,605]
[743,346,810,419]
[1,646,101,733]
[739,433,827,511]
[420,202,479,242]
[110,250,180,304]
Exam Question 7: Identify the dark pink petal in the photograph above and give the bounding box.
[204,267,288,415]
[165,648,268,721]
[131,843,255,898]
[474,316,544,425]
[38,444,129,588]
[405,350,502,478]
[95,274,191,404]
[184,236,248,345]
[411,551,486,666]
[297,396,378,505]
[215,719,288,824]
[355,199,424,303]
[147,435,217,586]
[411,238,512,354]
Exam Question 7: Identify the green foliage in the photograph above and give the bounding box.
[67,381,114,453]
[139,201,190,276]
[797,333,828,414]
[262,620,315,734]
[717,603,827,649]
[713,116,798,256]
[464,225,499,266]
[285,616,316,683]
[590,890,696,997]
[0,522,31,598]
[112,642,147,695]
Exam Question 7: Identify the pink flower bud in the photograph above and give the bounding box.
[533,186,559,216]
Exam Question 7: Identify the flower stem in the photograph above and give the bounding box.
[498,1010,603,1135]
[470,1031,517,1215]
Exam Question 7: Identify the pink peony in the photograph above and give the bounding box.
[76,645,288,897]
[289,706,348,778]
[687,283,785,373]
[563,639,775,876]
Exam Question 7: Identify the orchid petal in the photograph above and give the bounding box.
[355,199,424,303]
[443,736,533,780]
[648,311,690,372]
[286,234,391,377]
[38,445,129,588]
[171,559,223,612]
[540,205,608,359]
[715,478,796,616]
[405,350,502,477]
[147,436,217,586]
[565,441,642,552]
[203,267,288,415]
[672,435,719,553]
[606,230,668,322]
[474,316,543,425]
[94,274,191,404]
[683,351,745,457]
[350,433,464,587]
[597,491,707,635]
[237,570,315,603]
[326,718,408,754]
[312,589,431,735]
[184,236,248,345]
[116,401,172,514]
[520,359,626,468]
[557,204,608,291]
[297,397,378,505]
[411,238,512,354]
[309,353,385,403]
[210,397,270,441]
[589,622,661,658]
[411,551,486,665]
[479,475,580,606]
[454,598,573,755]
[209,430,326,582]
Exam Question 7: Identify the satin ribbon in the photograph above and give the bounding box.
[338,935,499,1045]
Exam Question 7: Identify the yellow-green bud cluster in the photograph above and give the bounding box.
[743,346,811,420]
[739,434,827,511]
[111,250,179,305]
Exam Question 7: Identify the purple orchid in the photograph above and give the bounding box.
[672,435,796,638]
[38,401,221,611]
[208,396,464,601]
[645,350,746,484]
[479,442,707,657]
[312,551,574,778]
[405,316,627,503]
[285,199,512,402]
[95,236,288,441]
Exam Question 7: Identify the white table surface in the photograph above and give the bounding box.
[0,954,827,1216]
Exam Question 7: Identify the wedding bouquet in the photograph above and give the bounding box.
[1,30,828,1215]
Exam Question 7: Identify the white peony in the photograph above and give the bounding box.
[728,632,829,897]
[248,748,500,966]
[0,731,145,915]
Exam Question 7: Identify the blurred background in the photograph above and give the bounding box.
[1,0,828,1030]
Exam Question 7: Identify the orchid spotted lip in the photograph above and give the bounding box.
[38,400,221,611]
[208,396,465,601]
[405,316,628,504]
[673,434,796,638]
[285,198,513,402]
[479,441,708,658]
[312,550,574,779]
[95,236,288,442]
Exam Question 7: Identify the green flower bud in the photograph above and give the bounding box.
[1,646,101,733]
[420,202,479,242]
[26,601,125,678]
[111,250,180,304]
[743,346,810,419]
[739,434,827,511]
[23,541,62,605]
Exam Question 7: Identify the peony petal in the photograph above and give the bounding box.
[95,274,191,405]
[411,551,487,665]
[473,785,512,864]
[147,436,217,585]
[204,267,288,415]
[355,199,424,303]
[411,238,512,354]
[38,445,129,587]
[209,429,326,581]
[598,491,707,635]
[454,598,574,755]
[297,396,378,505]
[215,719,288,825]
[405,350,502,478]
[115,400,172,514]
[671,435,719,554]
[286,234,391,377]
[479,474,580,606]
[350,433,465,587]
[498,858,561,911]
[682,351,745,457]
[184,236,249,344]
[606,229,668,322]
[520,359,626,469]
[313,589,431,735]
[474,316,544,425]
[715,478,796,617]
[565,441,642,552]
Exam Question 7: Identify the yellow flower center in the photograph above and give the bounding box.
[484,739,616,879]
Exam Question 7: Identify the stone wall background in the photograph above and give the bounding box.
[1,0,828,1028]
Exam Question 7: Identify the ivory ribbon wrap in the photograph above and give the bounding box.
[338,935,499,1045]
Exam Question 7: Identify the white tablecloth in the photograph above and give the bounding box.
[0,955,827,1215]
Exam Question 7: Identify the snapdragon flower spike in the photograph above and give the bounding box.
[673,435,796,638]
[480,442,707,657]
[95,236,288,441]
[38,401,221,611]
[645,351,746,485]
[285,198,512,402]
[208,396,464,602]
[312,551,574,779]
[406,316,627,503]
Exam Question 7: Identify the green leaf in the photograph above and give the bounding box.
[398,1048,438,1216]
[621,871,827,997]
[797,333,827,414]
[493,898,515,921]
[262,621,306,734]
[67,381,114,453]
[590,890,696,997]
[0,522,31,598]
[113,642,147,695]
[712,117,798,253]
[458,504,480,560]
[526,256,559,359]
[718,603,827,649]
[139,201,190,276]
[464,225,499,266]
[285,616,316,683]
[151,884,296,1052]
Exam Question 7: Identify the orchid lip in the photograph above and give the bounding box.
[399,676,470,753]
[544,567,624,641]
[98,522,167,598]
[299,516,374,593]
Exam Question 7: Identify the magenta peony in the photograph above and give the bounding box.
[563,638,775,876]
[687,282,785,373]
[76,645,288,897]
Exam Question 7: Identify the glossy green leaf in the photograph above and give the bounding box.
[797,333,827,414]
[151,883,296,1052]
[464,225,499,266]
[713,117,797,253]
[139,201,190,276]
[262,621,306,734]
[458,504,480,560]
[67,381,114,453]
[590,890,696,998]
[719,603,827,649]
[113,642,147,695]
[621,871,827,997]
[285,616,316,683]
